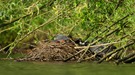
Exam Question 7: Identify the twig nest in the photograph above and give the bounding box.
[18,41,78,61]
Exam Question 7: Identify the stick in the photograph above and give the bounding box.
[74,41,121,49]
[90,28,119,45]
[115,52,135,65]
[124,55,135,63]
[63,49,85,62]
[97,40,135,63]
[89,13,133,42]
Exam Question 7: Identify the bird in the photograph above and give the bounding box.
[52,34,89,46]
[52,34,70,44]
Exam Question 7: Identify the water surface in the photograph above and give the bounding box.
[0,60,135,75]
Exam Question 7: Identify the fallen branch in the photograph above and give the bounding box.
[124,55,135,63]
[97,40,135,63]
[74,41,121,49]
[115,52,135,65]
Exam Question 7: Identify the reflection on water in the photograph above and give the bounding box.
[0,60,135,75]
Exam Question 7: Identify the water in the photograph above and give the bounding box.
[0,60,135,75]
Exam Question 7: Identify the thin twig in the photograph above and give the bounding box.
[89,13,133,42]
[63,49,85,62]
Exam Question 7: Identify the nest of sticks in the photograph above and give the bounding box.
[16,41,81,61]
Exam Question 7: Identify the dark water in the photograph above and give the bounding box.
[0,60,135,75]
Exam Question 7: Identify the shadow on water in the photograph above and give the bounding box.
[0,60,135,75]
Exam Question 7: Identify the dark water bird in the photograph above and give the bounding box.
[53,34,70,43]
[53,34,89,46]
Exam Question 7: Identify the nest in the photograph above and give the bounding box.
[17,41,79,61]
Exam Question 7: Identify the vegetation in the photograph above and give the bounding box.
[0,0,135,62]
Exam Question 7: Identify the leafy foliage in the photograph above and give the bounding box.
[0,0,135,53]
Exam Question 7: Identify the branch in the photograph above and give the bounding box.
[97,40,135,63]
[74,41,121,49]
[115,52,135,65]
